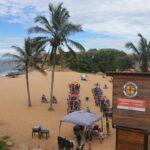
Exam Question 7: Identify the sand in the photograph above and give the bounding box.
[0,71,115,150]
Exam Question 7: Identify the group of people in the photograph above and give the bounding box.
[41,95,57,104]
[66,81,112,148]
[67,81,81,113]
[92,83,111,114]
[73,124,105,149]
[67,96,81,113]
[91,83,112,139]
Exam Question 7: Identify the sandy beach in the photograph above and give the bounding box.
[0,71,115,150]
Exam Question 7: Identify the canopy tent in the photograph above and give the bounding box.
[59,110,103,134]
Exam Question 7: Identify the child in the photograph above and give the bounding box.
[98,128,104,143]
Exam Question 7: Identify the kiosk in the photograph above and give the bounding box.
[107,72,150,150]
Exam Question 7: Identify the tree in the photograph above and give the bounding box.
[125,33,150,72]
[28,3,85,110]
[67,49,133,73]
[3,38,46,107]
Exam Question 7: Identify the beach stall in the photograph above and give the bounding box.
[59,110,103,134]
[107,72,150,150]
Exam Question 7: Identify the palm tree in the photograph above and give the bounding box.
[3,38,46,107]
[125,33,150,72]
[28,3,85,110]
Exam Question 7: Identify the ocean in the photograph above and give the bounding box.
[0,58,18,77]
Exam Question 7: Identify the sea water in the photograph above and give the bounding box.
[0,57,17,77]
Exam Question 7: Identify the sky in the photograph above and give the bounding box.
[0,0,150,55]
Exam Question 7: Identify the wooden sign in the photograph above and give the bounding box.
[106,72,150,131]
[117,99,145,112]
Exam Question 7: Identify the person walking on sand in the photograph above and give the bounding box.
[106,114,111,136]
[85,97,89,108]
[76,131,82,147]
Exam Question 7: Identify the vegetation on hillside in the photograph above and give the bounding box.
[56,48,134,73]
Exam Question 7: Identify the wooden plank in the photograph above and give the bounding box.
[116,127,147,150]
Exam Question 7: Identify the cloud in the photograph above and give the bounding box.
[0,37,23,56]
[84,38,133,53]
[0,0,149,35]
[0,0,150,51]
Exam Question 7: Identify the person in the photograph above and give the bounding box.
[103,97,110,117]
[86,107,91,113]
[41,95,48,103]
[73,125,82,147]
[85,97,89,108]
[85,126,93,150]
[76,131,81,147]
[100,96,105,112]
[98,128,104,142]
[103,84,108,89]
[85,97,89,102]
[85,126,93,142]
[52,96,57,104]
[106,116,111,136]
[72,98,80,111]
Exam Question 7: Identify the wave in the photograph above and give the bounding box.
[0,58,18,77]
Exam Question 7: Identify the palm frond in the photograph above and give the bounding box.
[31,61,47,75]
[3,53,23,61]
[11,46,25,56]
[2,60,22,65]
[67,39,85,52]
[132,53,140,61]
[61,23,82,37]
[28,26,51,35]
[125,42,140,55]
[137,33,147,54]
[58,46,64,54]
[66,43,77,59]
[137,33,147,43]
[48,3,55,15]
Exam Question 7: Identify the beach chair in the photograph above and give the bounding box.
[32,125,41,138]
[39,129,50,139]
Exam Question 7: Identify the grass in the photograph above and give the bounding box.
[0,135,10,150]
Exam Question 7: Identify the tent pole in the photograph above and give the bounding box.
[59,122,61,136]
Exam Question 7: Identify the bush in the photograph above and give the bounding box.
[64,48,133,73]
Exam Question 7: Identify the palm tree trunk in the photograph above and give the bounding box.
[25,65,32,107]
[49,46,57,110]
